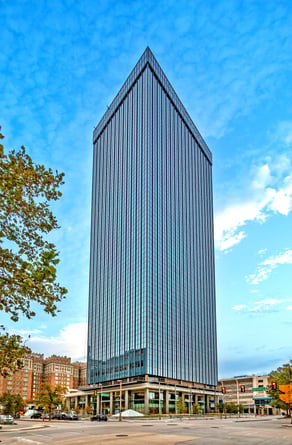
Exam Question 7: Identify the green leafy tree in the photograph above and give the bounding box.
[34,384,66,419]
[192,403,200,415]
[216,402,225,414]
[0,128,67,375]
[237,404,245,415]
[267,361,292,415]
[85,404,92,415]
[0,329,30,377]
[176,396,187,414]
[225,402,238,414]
[0,393,24,415]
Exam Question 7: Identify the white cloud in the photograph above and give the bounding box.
[232,297,292,313]
[251,164,271,190]
[215,158,292,251]
[256,298,292,306]
[287,306,292,311]
[232,305,246,311]
[246,249,292,284]
[24,322,88,361]
[218,231,246,252]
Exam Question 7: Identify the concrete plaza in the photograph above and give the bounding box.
[0,416,291,444]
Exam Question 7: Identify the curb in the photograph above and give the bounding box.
[0,424,48,433]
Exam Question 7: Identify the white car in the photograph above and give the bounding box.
[0,415,14,424]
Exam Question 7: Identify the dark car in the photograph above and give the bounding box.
[30,412,42,419]
[91,414,108,421]
[52,413,69,420]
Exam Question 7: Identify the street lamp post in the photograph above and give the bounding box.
[214,387,217,414]
[99,383,103,415]
[236,379,240,417]
[158,381,161,415]
[118,380,122,422]
[189,387,191,415]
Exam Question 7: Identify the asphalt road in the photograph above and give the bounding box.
[0,416,291,444]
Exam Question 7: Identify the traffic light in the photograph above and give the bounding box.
[221,387,226,394]
[272,382,277,390]
[240,385,245,393]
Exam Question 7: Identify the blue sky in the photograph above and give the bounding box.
[1,0,292,379]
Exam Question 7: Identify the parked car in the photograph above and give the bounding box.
[31,412,42,419]
[52,412,69,420]
[67,413,78,420]
[91,414,108,421]
[0,415,14,424]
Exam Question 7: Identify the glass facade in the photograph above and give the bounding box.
[87,48,217,387]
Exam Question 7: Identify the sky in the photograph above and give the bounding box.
[1,0,292,380]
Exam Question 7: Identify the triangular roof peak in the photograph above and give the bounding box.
[93,48,211,162]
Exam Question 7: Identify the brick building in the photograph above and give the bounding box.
[43,355,73,388]
[0,355,34,400]
[73,362,87,388]
[0,353,86,400]
[32,353,45,398]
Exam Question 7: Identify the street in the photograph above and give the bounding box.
[0,416,292,444]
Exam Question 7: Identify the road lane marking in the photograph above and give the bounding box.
[16,438,43,444]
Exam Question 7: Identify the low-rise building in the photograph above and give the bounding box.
[65,376,221,416]
[218,374,280,415]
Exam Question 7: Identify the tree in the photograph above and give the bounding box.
[62,404,69,413]
[225,402,238,415]
[267,361,292,416]
[176,396,187,414]
[74,405,80,415]
[216,402,225,414]
[237,404,245,415]
[0,329,30,376]
[85,404,93,415]
[0,393,24,415]
[0,128,67,375]
[34,384,66,418]
[192,403,200,415]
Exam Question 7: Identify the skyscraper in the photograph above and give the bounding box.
[86,48,218,415]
